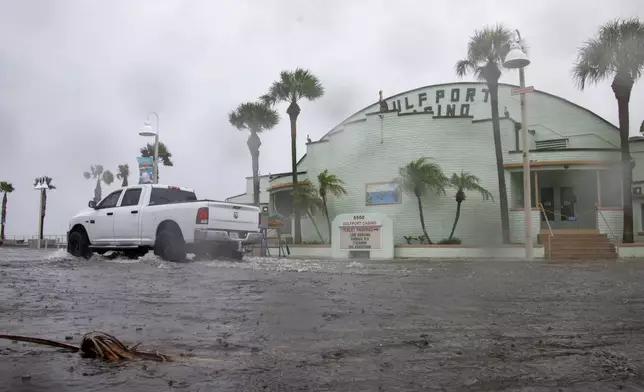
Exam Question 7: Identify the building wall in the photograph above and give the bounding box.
[226,175,270,204]
[294,82,621,245]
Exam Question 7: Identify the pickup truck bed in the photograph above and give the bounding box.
[67,184,262,261]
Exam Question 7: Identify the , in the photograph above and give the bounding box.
[66,184,262,261]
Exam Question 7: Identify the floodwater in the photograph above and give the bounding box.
[1,249,644,391]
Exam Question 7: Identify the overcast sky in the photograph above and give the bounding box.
[0,0,643,237]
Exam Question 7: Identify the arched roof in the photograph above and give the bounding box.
[318,81,618,142]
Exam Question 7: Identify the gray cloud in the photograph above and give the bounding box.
[0,0,643,238]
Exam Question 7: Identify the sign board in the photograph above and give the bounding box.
[137,156,154,184]
[266,213,287,229]
[332,213,393,259]
[511,86,535,95]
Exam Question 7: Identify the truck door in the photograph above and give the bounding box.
[89,190,122,244]
[113,188,143,245]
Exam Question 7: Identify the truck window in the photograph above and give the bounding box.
[120,188,142,207]
[97,190,122,209]
[149,188,197,205]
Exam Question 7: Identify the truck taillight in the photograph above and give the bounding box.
[196,207,209,224]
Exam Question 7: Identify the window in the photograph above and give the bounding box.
[149,188,197,205]
[640,203,644,232]
[97,191,122,209]
[120,188,142,207]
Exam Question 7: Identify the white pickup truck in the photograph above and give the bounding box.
[66,184,262,261]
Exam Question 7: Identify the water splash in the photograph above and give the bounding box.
[46,249,74,261]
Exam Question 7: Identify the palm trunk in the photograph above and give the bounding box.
[94,180,102,203]
[307,211,325,243]
[1,192,7,241]
[248,132,261,207]
[416,195,432,244]
[40,190,46,240]
[488,81,511,244]
[122,177,128,187]
[614,81,634,243]
[287,102,302,244]
[449,201,463,240]
[322,194,332,244]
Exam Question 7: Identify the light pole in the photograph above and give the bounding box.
[34,178,47,249]
[503,30,533,261]
[139,112,160,184]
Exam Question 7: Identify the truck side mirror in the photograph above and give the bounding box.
[88,200,97,209]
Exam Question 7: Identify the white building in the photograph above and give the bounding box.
[229,82,636,245]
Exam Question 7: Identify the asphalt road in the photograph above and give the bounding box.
[1,248,644,391]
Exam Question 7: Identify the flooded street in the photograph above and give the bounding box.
[1,249,644,391]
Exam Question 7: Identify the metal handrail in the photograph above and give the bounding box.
[595,204,620,256]
[538,203,554,260]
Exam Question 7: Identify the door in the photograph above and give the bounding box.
[560,186,577,225]
[113,188,143,245]
[540,187,555,223]
[89,190,123,244]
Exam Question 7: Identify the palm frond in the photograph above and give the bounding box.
[399,157,448,198]
[263,68,325,105]
[456,24,518,83]
[102,170,114,186]
[229,101,280,133]
[0,181,14,193]
[317,169,347,198]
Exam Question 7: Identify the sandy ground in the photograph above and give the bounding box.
[1,248,644,391]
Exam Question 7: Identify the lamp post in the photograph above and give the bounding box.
[34,178,47,249]
[139,112,160,184]
[503,30,533,261]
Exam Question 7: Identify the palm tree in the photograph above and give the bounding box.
[0,181,15,242]
[140,142,173,181]
[448,171,494,240]
[229,102,280,206]
[292,181,325,243]
[83,165,115,202]
[116,164,130,187]
[34,176,55,240]
[455,24,523,244]
[317,170,347,243]
[572,18,644,243]
[398,158,448,244]
[261,68,325,243]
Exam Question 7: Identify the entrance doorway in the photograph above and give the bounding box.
[537,170,596,230]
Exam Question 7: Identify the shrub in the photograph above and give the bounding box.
[438,238,462,245]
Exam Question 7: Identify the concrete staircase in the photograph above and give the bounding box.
[539,229,617,260]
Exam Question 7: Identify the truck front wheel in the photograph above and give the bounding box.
[68,231,92,259]
[154,229,186,262]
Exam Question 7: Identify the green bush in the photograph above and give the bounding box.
[438,238,462,245]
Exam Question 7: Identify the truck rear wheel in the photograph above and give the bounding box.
[154,229,186,262]
[68,231,92,259]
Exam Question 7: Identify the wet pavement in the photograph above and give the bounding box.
[1,248,644,391]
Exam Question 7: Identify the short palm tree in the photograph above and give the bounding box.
[317,170,347,243]
[448,171,493,240]
[83,165,115,202]
[229,101,280,206]
[292,181,325,243]
[0,181,15,242]
[261,68,325,244]
[140,142,173,181]
[116,164,130,187]
[572,18,644,243]
[398,158,448,244]
[455,24,523,244]
[34,176,55,240]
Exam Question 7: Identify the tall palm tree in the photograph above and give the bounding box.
[83,165,115,202]
[317,169,347,243]
[0,181,15,242]
[455,24,523,244]
[140,142,173,181]
[398,158,448,244]
[292,181,325,243]
[34,176,55,241]
[572,18,644,243]
[116,164,130,187]
[261,68,325,243]
[448,171,494,240]
[229,101,280,206]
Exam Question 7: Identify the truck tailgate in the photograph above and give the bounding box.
[207,202,259,232]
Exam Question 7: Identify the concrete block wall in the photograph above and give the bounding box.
[508,209,540,244]
[597,209,623,242]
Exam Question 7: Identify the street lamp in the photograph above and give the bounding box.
[33,178,48,249]
[503,30,533,261]
[139,111,160,184]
